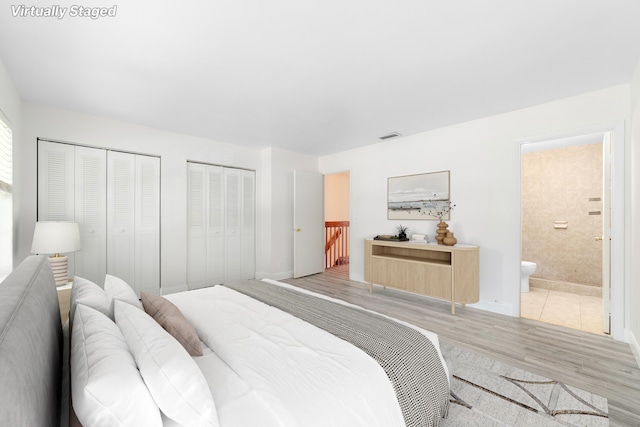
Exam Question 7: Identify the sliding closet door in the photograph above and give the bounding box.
[74,146,107,285]
[107,151,136,287]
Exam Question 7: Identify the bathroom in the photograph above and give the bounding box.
[520,133,606,335]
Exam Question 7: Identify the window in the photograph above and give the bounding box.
[0,115,12,282]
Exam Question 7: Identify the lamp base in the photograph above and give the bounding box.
[48,255,69,287]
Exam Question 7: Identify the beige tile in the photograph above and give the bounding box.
[545,290,581,310]
[540,290,581,329]
[581,315,605,335]
[579,294,603,312]
[521,288,605,335]
[580,294,605,335]
[520,289,547,320]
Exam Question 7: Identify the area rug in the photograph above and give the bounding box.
[439,343,609,426]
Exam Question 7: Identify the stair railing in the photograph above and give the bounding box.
[325,221,350,268]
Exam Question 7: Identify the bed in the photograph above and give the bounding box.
[1,255,451,427]
[0,255,64,427]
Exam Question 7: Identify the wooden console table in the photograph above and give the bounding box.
[364,239,479,314]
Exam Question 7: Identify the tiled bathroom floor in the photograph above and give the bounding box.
[521,288,604,335]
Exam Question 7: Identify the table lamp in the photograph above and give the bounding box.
[31,221,81,286]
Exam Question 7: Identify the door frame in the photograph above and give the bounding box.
[517,121,625,340]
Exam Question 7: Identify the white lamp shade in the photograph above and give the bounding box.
[31,221,81,255]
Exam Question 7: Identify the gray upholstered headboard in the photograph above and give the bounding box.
[0,255,63,427]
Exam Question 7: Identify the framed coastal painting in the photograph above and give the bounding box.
[387,170,450,220]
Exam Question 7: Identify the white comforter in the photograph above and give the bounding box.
[164,280,448,427]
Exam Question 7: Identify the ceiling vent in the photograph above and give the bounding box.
[379,132,402,140]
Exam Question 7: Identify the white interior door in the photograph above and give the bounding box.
[293,170,324,278]
[601,132,612,334]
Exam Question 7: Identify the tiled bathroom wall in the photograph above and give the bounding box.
[521,142,603,293]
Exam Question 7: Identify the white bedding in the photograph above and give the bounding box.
[164,280,449,427]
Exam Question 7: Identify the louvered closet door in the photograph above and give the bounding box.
[224,168,242,282]
[74,146,107,285]
[187,163,225,289]
[107,151,136,288]
[107,151,160,296]
[135,155,160,295]
[207,166,225,285]
[37,141,76,273]
[187,163,253,289]
[241,170,255,280]
[187,163,207,288]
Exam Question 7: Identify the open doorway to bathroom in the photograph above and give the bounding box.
[324,172,350,279]
[520,132,610,335]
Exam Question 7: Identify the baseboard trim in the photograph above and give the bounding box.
[628,330,640,370]
[470,299,514,316]
[256,270,294,281]
[161,284,188,295]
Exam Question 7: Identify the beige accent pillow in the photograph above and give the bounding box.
[141,292,203,356]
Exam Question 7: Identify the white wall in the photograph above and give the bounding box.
[17,102,266,294]
[629,59,640,364]
[0,59,22,270]
[320,85,631,323]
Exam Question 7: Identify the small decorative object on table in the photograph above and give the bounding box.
[419,197,456,245]
[396,225,408,240]
[443,232,457,246]
[411,234,427,243]
[374,234,409,242]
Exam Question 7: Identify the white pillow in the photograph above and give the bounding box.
[104,274,143,313]
[70,276,111,322]
[71,304,162,427]
[114,300,219,427]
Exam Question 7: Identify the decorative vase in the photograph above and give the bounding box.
[398,232,406,240]
[443,232,457,246]
[435,221,449,245]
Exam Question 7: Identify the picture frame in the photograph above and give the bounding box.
[387,170,450,220]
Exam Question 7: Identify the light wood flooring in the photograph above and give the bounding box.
[282,266,640,427]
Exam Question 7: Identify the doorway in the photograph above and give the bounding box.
[324,172,350,278]
[520,132,610,335]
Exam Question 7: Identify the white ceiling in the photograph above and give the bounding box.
[1,0,640,156]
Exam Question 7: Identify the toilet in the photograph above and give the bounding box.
[521,261,537,292]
